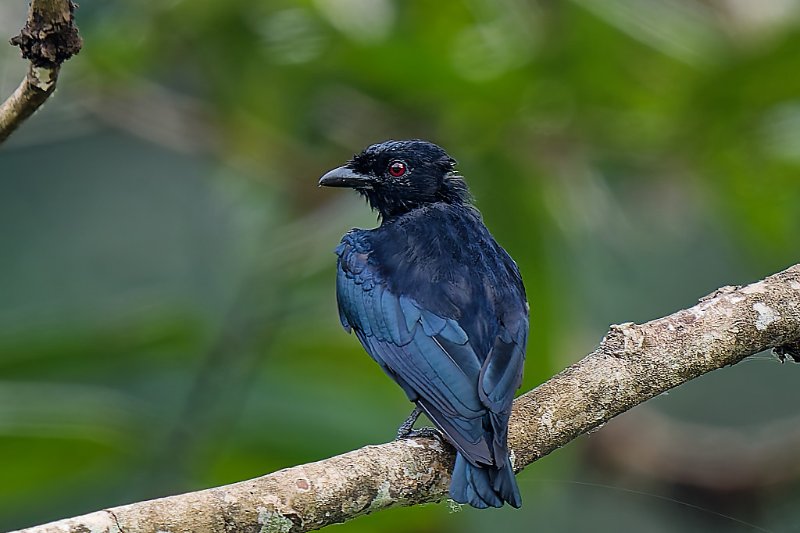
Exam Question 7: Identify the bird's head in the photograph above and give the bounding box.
[319,140,471,219]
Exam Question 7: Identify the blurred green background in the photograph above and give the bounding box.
[1,0,800,531]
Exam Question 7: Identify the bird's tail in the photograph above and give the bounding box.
[449,452,522,509]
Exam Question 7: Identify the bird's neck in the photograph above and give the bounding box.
[375,202,482,234]
[363,174,472,220]
[362,190,421,220]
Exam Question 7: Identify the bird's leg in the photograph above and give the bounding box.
[774,340,800,363]
[395,406,422,439]
[395,405,443,441]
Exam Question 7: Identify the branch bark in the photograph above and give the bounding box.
[0,0,82,144]
[12,264,800,533]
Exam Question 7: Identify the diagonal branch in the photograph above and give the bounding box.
[0,0,82,144]
[11,264,800,533]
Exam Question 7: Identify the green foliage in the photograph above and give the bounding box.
[1,0,799,531]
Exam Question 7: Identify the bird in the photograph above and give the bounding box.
[319,140,528,508]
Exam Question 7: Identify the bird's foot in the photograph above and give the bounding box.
[774,341,800,363]
[394,406,444,442]
[402,426,444,442]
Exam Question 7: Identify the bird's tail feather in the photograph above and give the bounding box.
[489,457,522,508]
[450,452,521,509]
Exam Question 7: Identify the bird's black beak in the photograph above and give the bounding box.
[318,166,372,188]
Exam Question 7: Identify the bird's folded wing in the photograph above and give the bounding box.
[479,327,526,415]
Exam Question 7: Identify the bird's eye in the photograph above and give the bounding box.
[388,160,407,177]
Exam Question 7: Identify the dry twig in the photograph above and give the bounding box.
[0,0,81,144]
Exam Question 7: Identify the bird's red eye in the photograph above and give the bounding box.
[388,160,407,177]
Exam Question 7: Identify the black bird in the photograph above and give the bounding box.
[319,140,528,508]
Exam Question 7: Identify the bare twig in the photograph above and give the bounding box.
[0,0,82,144]
[11,264,800,533]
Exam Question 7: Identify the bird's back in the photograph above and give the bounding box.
[367,202,527,360]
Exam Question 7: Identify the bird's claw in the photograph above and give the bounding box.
[397,426,444,442]
[774,341,800,363]
[394,406,444,441]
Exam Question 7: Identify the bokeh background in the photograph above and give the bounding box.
[2,0,800,531]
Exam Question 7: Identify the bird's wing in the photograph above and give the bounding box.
[480,323,526,414]
[335,233,527,465]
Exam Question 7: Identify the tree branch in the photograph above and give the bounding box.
[0,0,82,144]
[12,264,800,533]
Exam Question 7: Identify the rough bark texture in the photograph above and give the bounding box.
[0,0,82,144]
[11,264,800,533]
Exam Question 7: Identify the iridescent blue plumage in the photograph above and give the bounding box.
[322,140,528,508]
